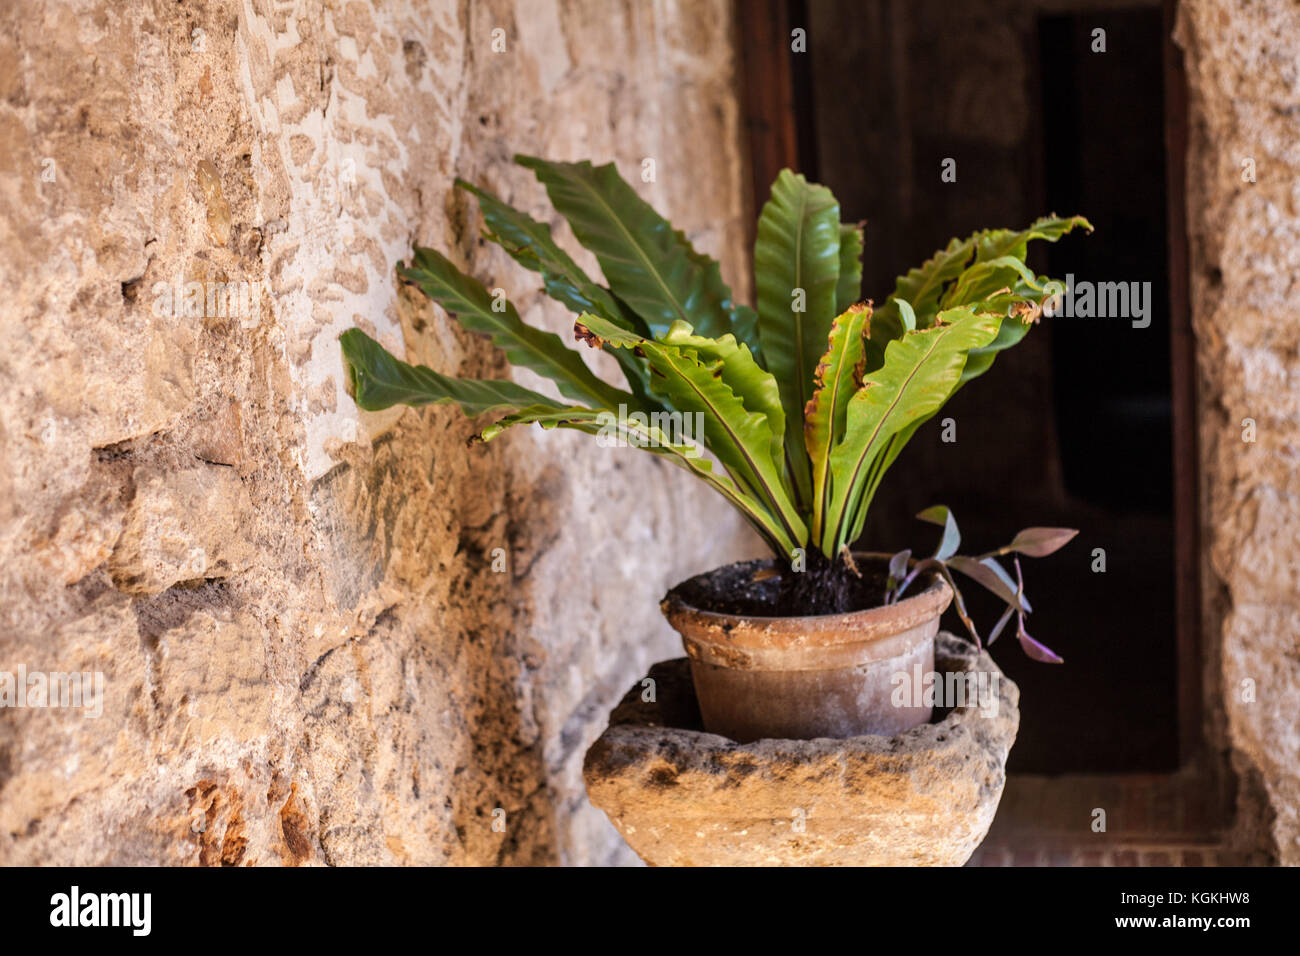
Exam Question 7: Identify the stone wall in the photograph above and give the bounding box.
[0,0,755,865]
[1177,0,1300,864]
[4,0,1297,870]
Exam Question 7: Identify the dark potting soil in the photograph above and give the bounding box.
[668,553,893,618]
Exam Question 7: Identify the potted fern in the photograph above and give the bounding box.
[341,155,1090,743]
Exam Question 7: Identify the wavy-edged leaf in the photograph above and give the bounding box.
[660,320,784,463]
[958,299,1037,383]
[515,155,748,343]
[939,254,1041,309]
[473,402,794,555]
[804,303,869,551]
[455,178,659,406]
[973,215,1093,263]
[842,280,1077,545]
[476,404,609,443]
[575,312,805,552]
[398,246,630,409]
[754,169,843,508]
[825,307,1002,553]
[949,277,1066,388]
[455,179,639,328]
[340,328,566,414]
[835,221,864,314]
[872,215,1092,345]
[871,236,977,346]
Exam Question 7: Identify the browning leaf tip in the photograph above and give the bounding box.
[573,321,604,349]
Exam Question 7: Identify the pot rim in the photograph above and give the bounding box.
[661,551,952,636]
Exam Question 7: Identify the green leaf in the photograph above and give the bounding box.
[575,312,806,553]
[843,221,1090,538]
[475,404,608,442]
[660,321,785,463]
[897,298,917,333]
[340,328,566,414]
[398,246,631,410]
[455,179,637,327]
[825,307,1003,553]
[754,169,843,509]
[959,302,1036,383]
[939,254,1041,310]
[455,177,659,406]
[514,155,749,344]
[730,303,763,367]
[871,237,977,346]
[835,221,864,314]
[973,215,1093,263]
[872,215,1092,345]
[804,303,869,551]
[847,295,1046,528]
[950,278,1067,389]
[474,402,796,556]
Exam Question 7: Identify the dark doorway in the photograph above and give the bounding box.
[781,1,1180,772]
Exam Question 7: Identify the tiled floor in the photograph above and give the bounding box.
[967,771,1270,866]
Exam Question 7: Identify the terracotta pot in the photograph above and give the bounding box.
[661,554,952,742]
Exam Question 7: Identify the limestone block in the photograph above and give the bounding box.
[108,465,255,595]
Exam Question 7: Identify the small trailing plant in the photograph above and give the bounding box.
[341,155,1090,661]
[884,507,1076,663]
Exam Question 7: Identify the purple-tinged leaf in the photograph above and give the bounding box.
[987,603,1016,645]
[1012,554,1032,617]
[948,555,1032,612]
[1004,527,1078,558]
[925,560,980,649]
[917,505,961,561]
[1017,619,1064,664]
[1010,557,1062,661]
[888,549,912,583]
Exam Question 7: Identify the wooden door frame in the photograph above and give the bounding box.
[1161,0,1203,768]
[735,0,813,234]
[734,0,1208,771]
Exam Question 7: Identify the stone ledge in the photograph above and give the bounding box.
[583,632,1020,866]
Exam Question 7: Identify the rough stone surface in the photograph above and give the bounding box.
[3,0,1295,870]
[0,0,754,866]
[583,633,1020,866]
[1177,0,1300,865]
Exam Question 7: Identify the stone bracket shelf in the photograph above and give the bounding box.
[584,632,1020,866]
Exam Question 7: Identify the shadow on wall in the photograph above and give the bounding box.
[309,320,565,865]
